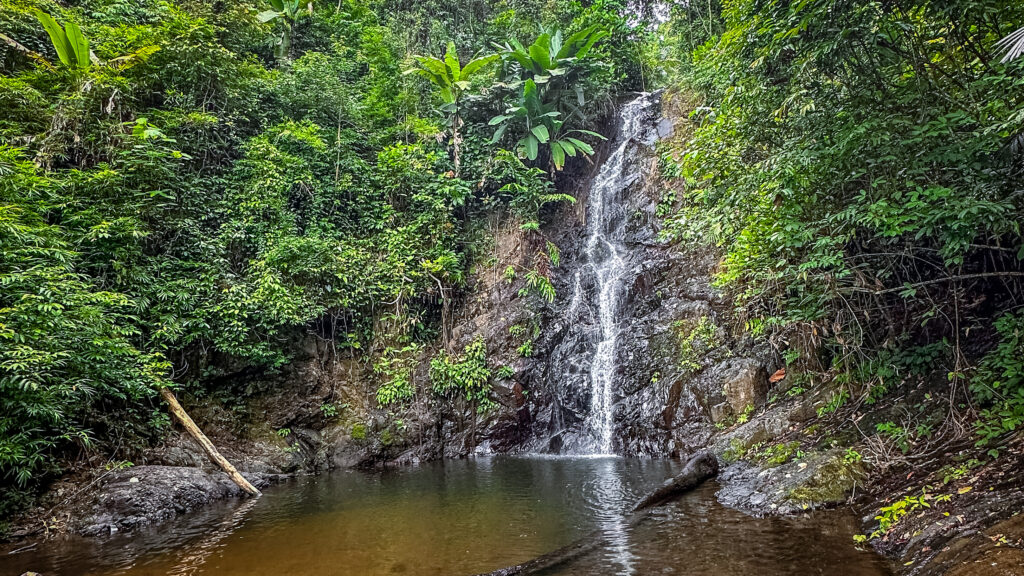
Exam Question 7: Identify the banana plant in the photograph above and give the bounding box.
[494,25,607,87]
[33,9,92,69]
[258,0,314,61]
[22,10,158,73]
[404,41,498,174]
[488,78,605,170]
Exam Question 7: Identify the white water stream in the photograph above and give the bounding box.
[574,95,654,455]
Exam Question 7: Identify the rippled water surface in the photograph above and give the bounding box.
[4,457,891,576]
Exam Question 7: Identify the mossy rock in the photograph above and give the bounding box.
[786,451,866,507]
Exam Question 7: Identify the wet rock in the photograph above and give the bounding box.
[328,429,365,468]
[787,399,817,423]
[710,402,731,424]
[71,466,272,536]
[656,117,675,139]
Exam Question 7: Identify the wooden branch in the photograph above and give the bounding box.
[0,32,56,71]
[632,451,719,511]
[159,387,261,497]
[844,272,1024,296]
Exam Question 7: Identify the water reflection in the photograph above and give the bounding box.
[2,457,891,576]
[164,496,258,576]
[591,458,636,574]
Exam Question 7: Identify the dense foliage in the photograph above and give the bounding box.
[659,0,1024,445]
[0,0,652,517]
[8,0,1022,529]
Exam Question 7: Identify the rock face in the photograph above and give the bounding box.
[439,92,750,458]
[720,358,769,416]
[425,92,776,460]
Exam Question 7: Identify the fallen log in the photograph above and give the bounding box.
[160,387,261,497]
[478,529,603,576]
[632,450,718,511]
[477,450,718,576]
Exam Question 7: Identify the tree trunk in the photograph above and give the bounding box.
[159,387,261,497]
[631,450,718,511]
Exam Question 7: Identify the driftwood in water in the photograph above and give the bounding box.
[477,451,718,576]
[632,450,718,511]
[159,387,262,497]
[478,529,604,576]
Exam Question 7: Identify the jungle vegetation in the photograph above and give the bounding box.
[2,0,1024,526]
[0,0,651,518]
[658,0,1024,459]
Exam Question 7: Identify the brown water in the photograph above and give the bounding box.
[3,457,891,576]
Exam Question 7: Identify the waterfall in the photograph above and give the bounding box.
[576,95,656,455]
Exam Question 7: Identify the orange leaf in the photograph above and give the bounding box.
[769,367,786,383]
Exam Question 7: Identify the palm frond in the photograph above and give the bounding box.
[995,26,1024,63]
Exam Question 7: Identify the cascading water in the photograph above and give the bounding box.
[572,95,657,455]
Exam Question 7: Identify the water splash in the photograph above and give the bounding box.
[579,95,656,455]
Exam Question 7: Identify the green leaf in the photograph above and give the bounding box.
[571,129,607,140]
[528,34,552,70]
[490,123,508,144]
[523,78,538,101]
[257,9,281,22]
[531,124,550,143]
[524,134,539,160]
[63,22,90,68]
[413,56,449,82]
[566,138,593,155]
[550,29,563,58]
[551,141,565,169]
[558,25,598,59]
[575,30,608,59]
[489,115,512,126]
[507,49,533,70]
[33,10,73,67]
[444,41,460,83]
[461,53,498,79]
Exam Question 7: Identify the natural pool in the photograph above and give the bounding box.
[4,457,891,575]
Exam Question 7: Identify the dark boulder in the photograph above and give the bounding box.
[71,465,273,536]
